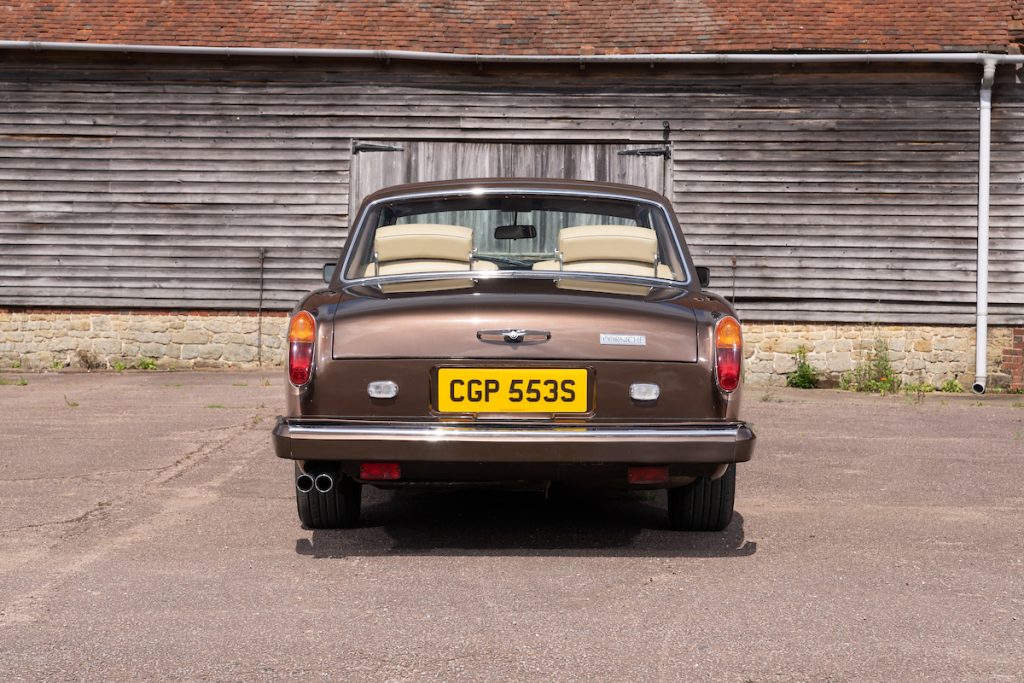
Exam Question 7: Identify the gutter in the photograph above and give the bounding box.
[1,40,1023,64]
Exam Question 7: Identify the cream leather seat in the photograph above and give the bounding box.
[532,225,673,294]
[365,223,496,293]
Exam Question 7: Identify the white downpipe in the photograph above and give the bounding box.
[974,60,996,394]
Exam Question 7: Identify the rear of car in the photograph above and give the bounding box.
[272,179,754,531]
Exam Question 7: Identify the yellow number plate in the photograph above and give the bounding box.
[437,368,589,414]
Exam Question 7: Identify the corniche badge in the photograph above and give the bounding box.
[600,334,646,346]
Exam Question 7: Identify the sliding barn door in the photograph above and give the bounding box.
[349,141,669,217]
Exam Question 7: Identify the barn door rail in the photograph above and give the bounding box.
[618,146,671,159]
[353,141,404,154]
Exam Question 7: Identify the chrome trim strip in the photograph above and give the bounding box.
[284,423,743,443]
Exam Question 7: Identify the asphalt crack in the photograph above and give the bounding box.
[0,407,272,626]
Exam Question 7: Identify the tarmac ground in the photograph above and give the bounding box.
[0,371,1022,681]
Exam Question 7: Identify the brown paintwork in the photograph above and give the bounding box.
[330,280,699,363]
[274,178,753,485]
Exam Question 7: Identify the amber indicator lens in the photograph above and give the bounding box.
[715,316,742,392]
[288,311,316,386]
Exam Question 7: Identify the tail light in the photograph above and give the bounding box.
[288,311,316,386]
[715,316,742,392]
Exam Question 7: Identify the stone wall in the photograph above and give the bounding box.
[0,311,1016,389]
[744,323,1013,389]
[0,310,287,370]
[1003,328,1024,391]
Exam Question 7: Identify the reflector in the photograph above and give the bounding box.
[360,462,401,481]
[628,465,669,485]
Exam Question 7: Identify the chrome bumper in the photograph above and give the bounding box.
[273,418,755,464]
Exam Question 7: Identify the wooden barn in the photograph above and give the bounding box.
[0,1,1022,389]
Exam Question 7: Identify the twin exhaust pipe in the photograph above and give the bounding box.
[296,472,334,494]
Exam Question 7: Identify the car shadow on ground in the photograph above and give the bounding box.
[295,487,757,558]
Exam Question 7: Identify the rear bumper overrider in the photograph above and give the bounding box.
[273,417,755,464]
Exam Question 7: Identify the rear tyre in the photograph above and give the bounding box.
[295,463,362,529]
[667,464,735,531]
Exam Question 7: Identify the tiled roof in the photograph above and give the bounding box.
[1,1,1013,54]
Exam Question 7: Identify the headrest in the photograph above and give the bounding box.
[559,225,658,264]
[374,224,473,263]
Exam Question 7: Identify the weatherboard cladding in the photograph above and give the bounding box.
[0,55,1021,324]
[2,0,1011,54]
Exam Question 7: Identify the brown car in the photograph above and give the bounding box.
[272,178,755,531]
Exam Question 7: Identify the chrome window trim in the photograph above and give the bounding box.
[338,187,693,289]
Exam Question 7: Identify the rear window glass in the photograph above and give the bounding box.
[344,194,686,283]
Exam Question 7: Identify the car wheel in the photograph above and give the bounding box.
[667,464,735,531]
[294,463,362,529]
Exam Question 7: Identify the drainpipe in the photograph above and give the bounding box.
[973,60,996,394]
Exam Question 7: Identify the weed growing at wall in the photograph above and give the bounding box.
[939,379,964,393]
[840,338,902,393]
[785,346,820,389]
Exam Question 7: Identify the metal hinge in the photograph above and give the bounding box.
[352,141,405,154]
[618,146,671,159]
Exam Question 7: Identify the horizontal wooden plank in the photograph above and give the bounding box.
[0,239,343,251]
[0,213,347,227]
[0,170,347,184]
[0,224,347,238]
[0,181,346,195]
[0,295,296,309]
[0,158,349,172]
[0,202,347,214]
[0,113,982,136]
[0,125,983,145]
[0,255,336,269]
[693,261,1024,282]
[734,309,981,324]
[687,246,982,261]
[0,274,321,288]
[673,170,979,184]
[676,182,978,194]
[0,137,354,151]
[0,97,981,119]
[673,193,978,206]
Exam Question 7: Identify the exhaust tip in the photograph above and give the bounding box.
[314,473,334,494]
[972,382,986,395]
[296,473,315,494]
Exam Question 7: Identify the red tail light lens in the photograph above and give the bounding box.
[288,311,316,386]
[715,316,742,392]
